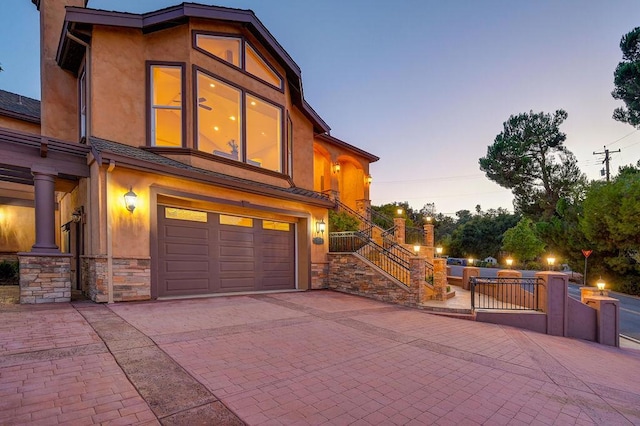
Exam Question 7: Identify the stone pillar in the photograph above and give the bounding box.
[536,272,569,337]
[394,217,405,245]
[409,256,426,303]
[433,258,447,301]
[31,170,59,254]
[356,199,371,223]
[18,253,72,303]
[423,223,434,261]
[584,296,620,347]
[462,266,480,291]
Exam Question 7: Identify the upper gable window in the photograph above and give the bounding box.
[194,32,283,90]
[149,64,184,147]
[194,34,241,67]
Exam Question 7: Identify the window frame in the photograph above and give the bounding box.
[193,66,286,173]
[146,61,187,147]
[192,30,284,92]
[78,65,87,142]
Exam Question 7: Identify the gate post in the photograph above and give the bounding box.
[433,258,447,301]
[535,272,569,337]
[394,217,405,245]
[462,266,480,291]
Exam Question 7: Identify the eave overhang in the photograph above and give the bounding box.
[316,133,380,163]
[57,2,330,133]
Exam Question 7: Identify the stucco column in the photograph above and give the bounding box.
[462,266,480,291]
[423,223,434,261]
[583,296,620,347]
[536,272,569,337]
[433,258,447,301]
[394,217,405,245]
[31,169,59,254]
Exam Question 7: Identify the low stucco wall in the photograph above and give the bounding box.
[567,297,597,342]
[475,310,547,334]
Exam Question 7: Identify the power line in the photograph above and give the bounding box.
[608,129,638,147]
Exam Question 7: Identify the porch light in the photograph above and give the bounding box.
[546,256,556,271]
[365,175,372,185]
[413,244,421,255]
[124,187,137,213]
[332,162,341,174]
[506,257,513,269]
[596,277,606,295]
[315,218,326,235]
[436,246,443,258]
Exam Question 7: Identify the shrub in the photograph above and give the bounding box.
[0,261,18,280]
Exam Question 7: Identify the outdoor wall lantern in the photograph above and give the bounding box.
[313,218,326,245]
[332,162,341,174]
[124,187,137,213]
[596,277,606,295]
[413,244,421,255]
[436,246,443,258]
[365,175,372,185]
[506,257,514,269]
[546,256,556,271]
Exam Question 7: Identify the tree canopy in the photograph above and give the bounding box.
[479,110,586,218]
[502,218,545,263]
[612,27,640,127]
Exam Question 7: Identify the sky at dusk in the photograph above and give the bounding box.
[2,0,640,216]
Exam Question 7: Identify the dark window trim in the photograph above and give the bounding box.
[78,62,87,143]
[192,30,284,93]
[193,65,286,173]
[286,112,293,178]
[146,60,187,148]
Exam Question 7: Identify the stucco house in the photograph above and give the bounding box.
[0,0,378,303]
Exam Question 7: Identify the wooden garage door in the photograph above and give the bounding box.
[157,206,295,298]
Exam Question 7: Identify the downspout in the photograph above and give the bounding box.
[65,31,91,140]
[106,160,115,304]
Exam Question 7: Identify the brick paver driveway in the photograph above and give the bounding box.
[2,290,640,425]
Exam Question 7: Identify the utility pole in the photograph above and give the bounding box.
[593,146,621,182]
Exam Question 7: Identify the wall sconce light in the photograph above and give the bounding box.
[413,244,421,255]
[546,256,555,271]
[365,175,372,185]
[313,218,326,245]
[436,246,443,258]
[596,277,606,295]
[71,207,83,223]
[124,187,137,213]
[506,257,513,269]
[332,162,341,174]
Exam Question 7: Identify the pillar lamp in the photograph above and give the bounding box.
[124,187,137,213]
[413,244,421,256]
[506,257,513,269]
[596,277,606,295]
[425,215,432,223]
[546,256,556,271]
[436,246,443,258]
[468,258,474,266]
[396,207,403,216]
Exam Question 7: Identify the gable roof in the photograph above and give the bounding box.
[0,89,41,124]
[89,137,335,208]
[57,2,330,133]
[316,133,379,163]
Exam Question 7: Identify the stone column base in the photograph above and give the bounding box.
[18,253,72,303]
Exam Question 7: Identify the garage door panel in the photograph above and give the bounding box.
[263,261,292,272]
[163,242,209,256]
[219,261,255,272]
[220,278,254,291]
[219,246,254,257]
[164,260,210,272]
[166,278,209,291]
[164,225,209,240]
[219,229,254,243]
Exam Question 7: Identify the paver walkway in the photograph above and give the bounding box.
[2,290,640,425]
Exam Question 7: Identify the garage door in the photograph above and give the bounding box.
[157,205,295,298]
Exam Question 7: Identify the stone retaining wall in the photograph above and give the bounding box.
[327,253,419,306]
[82,256,151,302]
[311,262,329,289]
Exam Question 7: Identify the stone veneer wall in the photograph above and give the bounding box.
[18,254,72,303]
[0,253,19,263]
[327,253,419,306]
[82,256,151,303]
[311,261,329,289]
